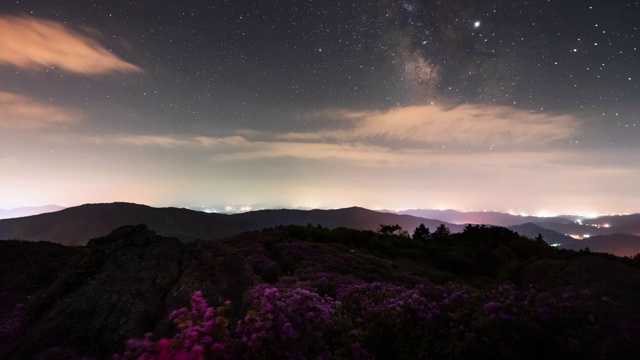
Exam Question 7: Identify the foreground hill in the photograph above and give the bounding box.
[0,225,252,358]
[0,202,462,245]
[1,224,640,358]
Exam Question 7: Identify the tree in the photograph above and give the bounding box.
[432,224,451,243]
[412,224,431,242]
[378,224,402,235]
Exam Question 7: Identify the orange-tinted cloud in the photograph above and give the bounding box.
[83,132,565,169]
[87,134,195,148]
[80,104,580,167]
[284,104,578,149]
[0,15,141,74]
[0,92,80,129]
[86,134,250,148]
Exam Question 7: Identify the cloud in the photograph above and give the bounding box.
[86,134,250,148]
[0,15,141,74]
[194,136,251,147]
[0,92,80,129]
[87,134,195,148]
[84,133,417,164]
[82,104,580,167]
[83,131,569,169]
[285,104,578,149]
[207,141,421,164]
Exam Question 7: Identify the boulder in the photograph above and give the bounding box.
[5,224,254,359]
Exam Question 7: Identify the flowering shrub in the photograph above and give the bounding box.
[234,285,341,359]
[116,280,634,360]
[115,290,230,360]
[116,287,343,360]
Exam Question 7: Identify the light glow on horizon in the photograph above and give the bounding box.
[0,1,638,215]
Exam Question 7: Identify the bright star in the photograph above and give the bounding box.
[474,21,481,28]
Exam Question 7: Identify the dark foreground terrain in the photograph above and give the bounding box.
[1,223,640,359]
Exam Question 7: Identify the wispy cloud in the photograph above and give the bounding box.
[86,134,250,148]
[84,133,413,164]
[82,132,569,169]
[207,141,421,164]
[0,15,141,74]
[284,104,578,149]
[82,104,580,166]
[0,92,80,129]
[87,134,195,148]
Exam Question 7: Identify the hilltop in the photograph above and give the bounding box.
[1,223,639,358]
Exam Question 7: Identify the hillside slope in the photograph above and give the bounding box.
[2,224,639,359]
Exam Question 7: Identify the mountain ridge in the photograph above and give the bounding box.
[1,202,638,257]
[0,202,463,246]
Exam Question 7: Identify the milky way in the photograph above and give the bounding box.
[0,0,638,215]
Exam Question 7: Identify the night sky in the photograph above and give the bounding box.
[1,0,639,215]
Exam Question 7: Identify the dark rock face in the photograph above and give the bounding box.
[5,224,254,359]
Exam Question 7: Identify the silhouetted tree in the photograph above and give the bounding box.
[413,224,431,242]
[534,233,545,243]
[432,224,451,243]
[378,224,402,235]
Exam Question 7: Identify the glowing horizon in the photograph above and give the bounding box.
[1,2,638,216]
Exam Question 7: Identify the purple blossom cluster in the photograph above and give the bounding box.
[116,279,632,360]
[116,287,342,360]
[234,285,340,359]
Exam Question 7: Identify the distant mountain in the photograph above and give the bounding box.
[508,223,576,246]
[399,209,573,227]
[0,203,463,245]
[400,209,640,241]
[231,207,464,234]
[529,214,640,239]
[560,234,640,257]
[2,203,638,256]
[0,205,65,220]
[533,221,609,239]
[581,214,640,236]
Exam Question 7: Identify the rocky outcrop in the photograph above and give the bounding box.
[4,224,255,359]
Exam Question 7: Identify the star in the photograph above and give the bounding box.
[0,0,637,215]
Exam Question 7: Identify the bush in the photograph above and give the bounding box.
[115,281,634,360]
